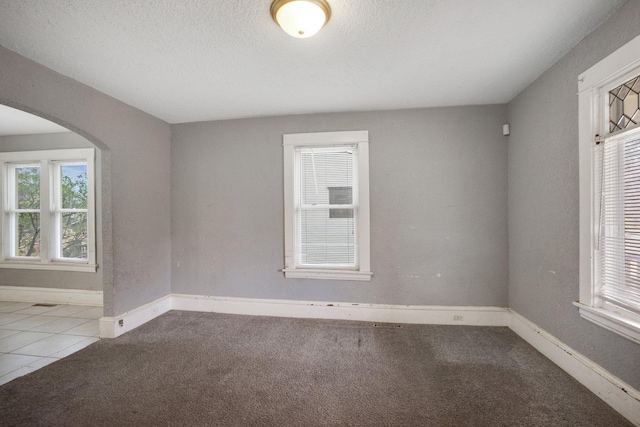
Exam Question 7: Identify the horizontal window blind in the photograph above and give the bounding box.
[296,146,356,267]
[596,131,640,315]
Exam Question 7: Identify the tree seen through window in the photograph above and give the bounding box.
[60,164,88,259]
[14,164,88,259]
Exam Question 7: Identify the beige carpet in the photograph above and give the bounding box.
[0,310,632,426]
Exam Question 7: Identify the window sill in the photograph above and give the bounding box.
[0,261,97,273]
[573,301,640,345]
[283,268,372,281]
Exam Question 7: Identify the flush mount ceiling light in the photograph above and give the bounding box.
[271,0,331,39]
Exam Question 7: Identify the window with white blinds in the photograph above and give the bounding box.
[298,146,356,267]
[578,34,640,344]
[283,131,371,281]
[596,128,640,320]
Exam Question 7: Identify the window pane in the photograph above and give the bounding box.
[17,213,40,257]
[300,148,353,205]
[298,147,356,267]
[299,208,355,265]
[609,76,640,133]
[16,166,40,209]
[598,135,640,314]
[61,212,88,259]
[328,186,353,218]
[61,164,88,209]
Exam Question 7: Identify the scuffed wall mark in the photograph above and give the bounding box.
[535,246,553,286]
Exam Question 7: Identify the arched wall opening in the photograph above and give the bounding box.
[0,101,113,316]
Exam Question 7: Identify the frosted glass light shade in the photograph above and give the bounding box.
[271,0,331,39]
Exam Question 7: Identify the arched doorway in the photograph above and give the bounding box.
[0,103,112,385]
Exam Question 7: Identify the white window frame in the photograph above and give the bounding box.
[283,130,372,281]
[577,34,640,344]
[0,148,96,272]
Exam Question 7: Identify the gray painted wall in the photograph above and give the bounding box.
[507,1,640,390]
[172,106,508,306]
[0,132,102,291]
[0,45,172,316]
[0,132,92,151]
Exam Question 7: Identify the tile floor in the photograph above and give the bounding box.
[0,301,101,386]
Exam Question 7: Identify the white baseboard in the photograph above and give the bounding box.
[101,294,509,337]
[171,294,510,326]
[509,310,640,426]
[0,285,102,306]
[100,294,509,339]
[99,295,171,338]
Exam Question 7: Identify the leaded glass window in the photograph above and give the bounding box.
[609,75,640,133]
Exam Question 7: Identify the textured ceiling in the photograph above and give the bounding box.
[0,104,69,136]
[0,0,628,124]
